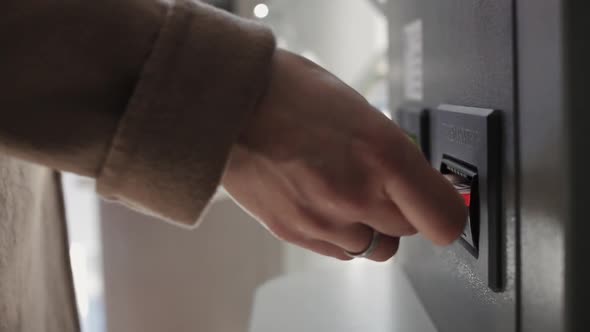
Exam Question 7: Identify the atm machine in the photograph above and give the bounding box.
[252,1,589,331]
[391,0,589,331]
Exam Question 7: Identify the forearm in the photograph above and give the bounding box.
[0,0,276,224]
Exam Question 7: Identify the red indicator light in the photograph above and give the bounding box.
[442,174,472,207]
[461,193,471,207]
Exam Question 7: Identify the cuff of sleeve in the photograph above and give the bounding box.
[97,0,276,226]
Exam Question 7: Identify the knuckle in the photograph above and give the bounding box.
[387,222,418,237]
[293,205,333,236]
[372,255,391,263]
[307,218,333,236]
[403,227,419,236]
[353,137,392,170]
[344,192,372,211]
[308,179,342,207]
[372,238,400,262]
[268,222,299,243]
[300,162,374,216]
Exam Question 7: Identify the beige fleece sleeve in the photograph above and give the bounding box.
[97,0,276,225]
[0,0,276,226]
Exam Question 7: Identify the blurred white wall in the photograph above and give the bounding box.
[240,0,387,91]
[100,195,282,332]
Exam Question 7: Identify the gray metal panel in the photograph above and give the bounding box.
[517,0,567,331]
[387,1,517,331]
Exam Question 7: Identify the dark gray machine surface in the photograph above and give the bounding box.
[517,1,565,331]
[564,2,590,330]
[518,1,590,331]
[387,0,517,331]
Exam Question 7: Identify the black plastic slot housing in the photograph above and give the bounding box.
[441,156,479,258]
[433,104,501,292]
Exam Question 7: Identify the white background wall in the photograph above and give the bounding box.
[100,195,282,332]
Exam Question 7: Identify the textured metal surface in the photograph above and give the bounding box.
[387,0,517,331]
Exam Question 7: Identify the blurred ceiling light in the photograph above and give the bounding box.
[253,3,269,19]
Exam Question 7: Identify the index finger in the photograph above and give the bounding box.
[384,130,467,245]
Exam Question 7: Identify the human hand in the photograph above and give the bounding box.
[222,49,467,261]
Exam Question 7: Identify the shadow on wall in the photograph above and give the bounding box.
[100,197,283,332]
